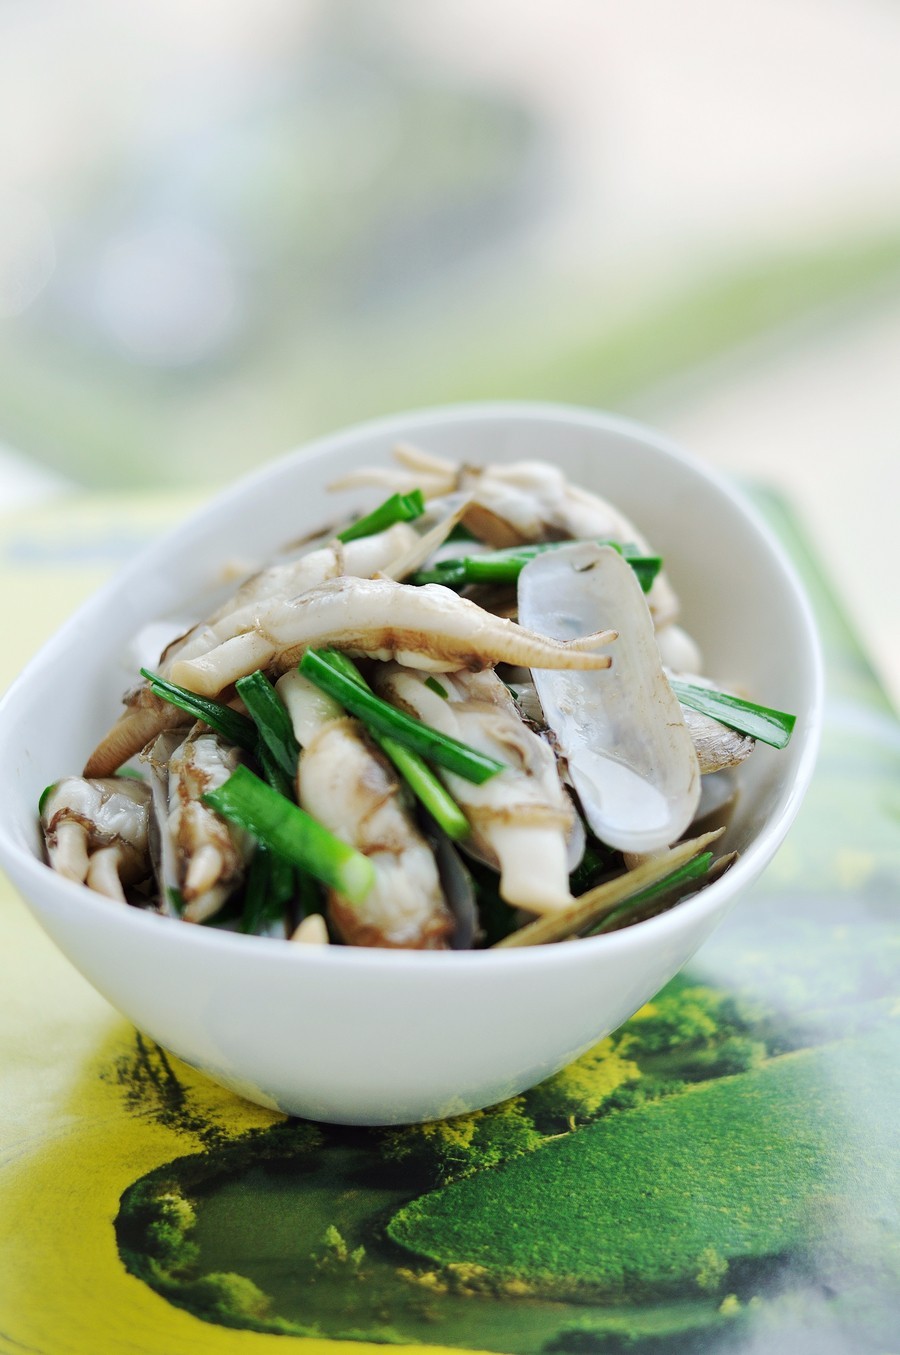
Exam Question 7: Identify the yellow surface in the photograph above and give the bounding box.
[0,496,475,1355]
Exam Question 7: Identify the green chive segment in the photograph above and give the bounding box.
[299,649,505,785]
[337,489,426,544]
[384,743,470,840]
[140,669,257,752]
[300,651,469,840]
[670,680,796,749]
[585,852,714,936]
[203,765,374,904]
[235,670,300,781]
[411,540,662,593]
[239,844,297,935]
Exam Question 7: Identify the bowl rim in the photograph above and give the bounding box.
[0,399,825,971]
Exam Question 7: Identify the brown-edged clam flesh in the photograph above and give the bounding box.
[40,445,796,951]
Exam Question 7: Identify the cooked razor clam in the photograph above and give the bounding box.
[143,726,253,923]
[166,576,616,699]
[374,664,578,913]
[85,517,455,778]
[331,443,680,629]
[277,670,455,949]
[507,675,753,777]
[40,776,152,901]
[42,446,793,948]
[164,520,425,669]
[680,704,755,774]
[518,542,701,855]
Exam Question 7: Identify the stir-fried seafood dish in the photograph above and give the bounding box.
[40,447,795,949]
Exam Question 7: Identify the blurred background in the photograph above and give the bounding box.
[1,0,899,699]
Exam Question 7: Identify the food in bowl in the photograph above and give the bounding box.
[39,443,795,952]
[0,404,822,1122]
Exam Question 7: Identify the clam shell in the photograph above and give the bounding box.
[517,542,700,854]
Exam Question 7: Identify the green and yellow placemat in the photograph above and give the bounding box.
[1,490,898,1355]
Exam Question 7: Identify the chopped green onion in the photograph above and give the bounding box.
[337,489,426,544]
[314,648,369,687]
[38,782,56,816]
[144,665,302,797]
[568,835,619,897]
[619,547,661,594]
[241,848,322,937]
[299,650,505,785]
[235,670,300,781]
[256,743,295,801]
[203,765,374,905]
[424,676,449,699]
[167,886,186,917]
[468,857,518,947]
[670,680,796,749]
[140,668,257,752]
[377,739,470,840]
[411,540,661,593]
[240,844,296,935]
[445,522,477,544]
[305,651,470,840]
[294,869,323,926]
[585,852,713,936]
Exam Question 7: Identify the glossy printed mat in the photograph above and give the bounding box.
[1,488,898,1355]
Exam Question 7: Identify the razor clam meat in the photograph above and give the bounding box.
[663,670,756,774]
[85,518,444,778]
[39,444,786,947]
[331,443,681,629]
[40,776,151,901]
[143,726,253,923]
[276,670,455,949]
[508,675,754,777]
[680,704,755,774]
[518,542,701,855]
[166,575,616,698]
[374,664,580,913]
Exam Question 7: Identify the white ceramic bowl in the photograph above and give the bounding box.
[0,403,823,1125]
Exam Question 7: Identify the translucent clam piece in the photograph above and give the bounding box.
[517,543,701,854]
